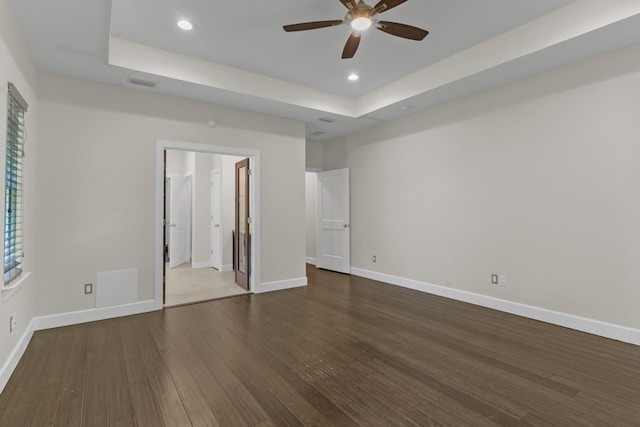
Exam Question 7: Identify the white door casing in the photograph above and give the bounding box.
[169,175,189,268]
[156,140,262,306]
[210,169,222,270]
[316,168,350,274]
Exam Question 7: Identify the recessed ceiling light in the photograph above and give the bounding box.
[351,17,372,31]
[177,20,193,30]
[348,73,359,81]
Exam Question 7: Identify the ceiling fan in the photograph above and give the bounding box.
[283,0,428,59]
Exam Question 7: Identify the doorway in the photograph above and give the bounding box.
[156,141,260,308]
[305,170,320,266]
[235,158,250,290]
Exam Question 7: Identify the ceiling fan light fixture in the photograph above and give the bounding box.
[351,17,372,31]
[283,0,428,59]
[177,20,193,30]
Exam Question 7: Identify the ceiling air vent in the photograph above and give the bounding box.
[128,78,158,88]
[318,117,336,123]
[309,131,326,136]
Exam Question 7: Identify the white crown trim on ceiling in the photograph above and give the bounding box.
[108,1,640,120]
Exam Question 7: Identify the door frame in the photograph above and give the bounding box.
[234,158,251,290]
[210,168,222,270]
[155,140,261,308]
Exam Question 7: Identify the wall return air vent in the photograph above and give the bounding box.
[128,78,158,88]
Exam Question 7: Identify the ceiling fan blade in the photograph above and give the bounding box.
[342,33,361,59]
[373,0,408,14]
[377,21,428,40]
[283,20,343,32]
[339,0,357,10]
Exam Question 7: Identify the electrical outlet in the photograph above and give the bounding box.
[499,275,506,287]
[372,255,377,263]
[84,283,93,295]
[9,313,16,333]
[491,274,499,285]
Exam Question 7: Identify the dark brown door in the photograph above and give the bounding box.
[235,158,250,290]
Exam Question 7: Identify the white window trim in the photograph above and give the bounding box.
[1,271,31,293]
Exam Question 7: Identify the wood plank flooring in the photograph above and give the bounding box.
[1,265,639,426]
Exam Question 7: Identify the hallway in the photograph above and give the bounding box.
[165,263,248,307]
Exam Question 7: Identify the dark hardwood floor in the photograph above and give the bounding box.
[1,265,639,426]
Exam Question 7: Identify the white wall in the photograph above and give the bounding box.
[0,0,39,382]
[166,149,186,175]
[305,172,317,263]
[323,42,640,330]
[306,140,324,170]
[35,74,306,316]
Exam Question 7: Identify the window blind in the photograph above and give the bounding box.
[5,83,27,284]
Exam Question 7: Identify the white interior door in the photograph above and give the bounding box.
[210,169,221,270]
[316,168,350,273]
[184,175,192,262]
[169,176,189,268]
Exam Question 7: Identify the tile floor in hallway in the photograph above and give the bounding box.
[165,262,248,307]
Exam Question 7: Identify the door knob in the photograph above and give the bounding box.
[343,224,350,228]
[215,224,220,228]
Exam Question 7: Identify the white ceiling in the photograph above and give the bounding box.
[9,0,640,142]
[109,0,572,97]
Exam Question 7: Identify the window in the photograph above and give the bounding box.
[5,83,28,284]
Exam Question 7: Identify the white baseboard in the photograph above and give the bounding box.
[305,257,316,266]
[33,300,159,331]
[221,264,233,273]
[351,267,640,346]
[0,318,35,394]
[255,277,307,294]
[191,261,213,269]
[0,299,160,395]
